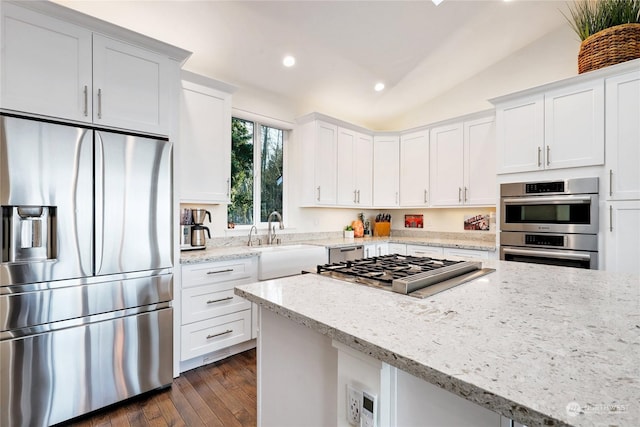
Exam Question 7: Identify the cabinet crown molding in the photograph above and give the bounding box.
[9,0,192,63]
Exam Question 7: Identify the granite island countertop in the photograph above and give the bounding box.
[235,260,640,427]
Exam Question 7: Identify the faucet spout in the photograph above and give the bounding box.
[267,211,284,245]
[247,225,258,246]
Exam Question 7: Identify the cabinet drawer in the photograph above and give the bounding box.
[182,284,251,324]
[406,245,444,257]
[181,258,257,288]
[181,310,251,360]
[443,248,490,260]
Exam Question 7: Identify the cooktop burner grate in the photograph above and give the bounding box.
[317,254,495,298]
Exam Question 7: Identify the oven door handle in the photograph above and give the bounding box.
[502,196,592,205]
[502,247,592,261]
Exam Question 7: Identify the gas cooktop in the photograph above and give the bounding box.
[317,254,495,299]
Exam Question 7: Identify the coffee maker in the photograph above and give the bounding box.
[180,208,211,251]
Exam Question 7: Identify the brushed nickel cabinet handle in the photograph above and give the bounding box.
[546,146,550,166]
[353,190,357,203]
[83,85,88,117]
[97,88,102,119]
[357,190,360,204]
[206,269,233,275]
[206,296,234,304]
[317,186,321,201]
[206,329,233,340]
[609,205,613,232]
[458,187,462,202]
[609,169,613,197]
[424,189,428,204]
[464,187,468,202]
[537,147,542,167]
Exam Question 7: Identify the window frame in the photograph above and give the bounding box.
[229,112,290,229]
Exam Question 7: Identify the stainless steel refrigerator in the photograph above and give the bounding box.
[0,114,174,426]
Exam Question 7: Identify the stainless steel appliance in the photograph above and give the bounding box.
[500,177,599,269]
[328,245,364,263]
[180,208,210,251]
[317,254,495,299]
[0,114,173,426]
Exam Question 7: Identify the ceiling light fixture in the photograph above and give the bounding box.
[283,55,296,67]
[374,82,385,92]
[432,0,444,5]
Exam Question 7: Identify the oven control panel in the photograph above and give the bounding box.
[525,234,565,247]
[525,181,564,194]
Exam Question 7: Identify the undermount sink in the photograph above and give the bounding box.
[250,244,327,280]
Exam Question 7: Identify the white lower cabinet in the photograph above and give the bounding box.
[364,243,389,258]
[388,243,406,255]
[180,257,257,370]
[443,247,490,260]
[406,244,444,257]
[605,201,640,275]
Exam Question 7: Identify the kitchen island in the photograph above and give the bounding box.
[235,260,639,427]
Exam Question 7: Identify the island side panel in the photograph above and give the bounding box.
[258,307,337,426]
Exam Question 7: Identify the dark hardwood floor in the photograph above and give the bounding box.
[63,349,257,427]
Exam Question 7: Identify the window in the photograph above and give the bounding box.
[228,117,285,227]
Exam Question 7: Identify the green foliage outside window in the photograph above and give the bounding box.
[228,118,254,225]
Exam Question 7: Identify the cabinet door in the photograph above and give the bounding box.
[430,123,464,206]
[605,201,640,275]
[315,121,338,205]
[93,34,170,135]
[544,80,604,169]
[606,71,640,201]
[400,130,429,206]
[495,95,544,174]
[179,80,232,203]
[336,127,357,206]
[464,116,496,205]
[442,247,490,260]
[406,245,443,257]
[0,3,92,122]
[354,133,373,207]
[373,136,400,206]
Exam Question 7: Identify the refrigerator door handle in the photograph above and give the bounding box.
[95,132,105,274]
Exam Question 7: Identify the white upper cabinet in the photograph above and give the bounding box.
[495,94,544,174]
[1,3,92,123]
[464,116,496,205]
[1,2,184,136]
[92,35,171,135]
[373,135,400,207]
[544,80,604,170]
[430,123,464,206]
[400,130,429,207]
[179,76,232,203]
[430,114,496,207]
[494,79,604,174]
[337,128,373,207]
[299,119,338,206]
[605,70,640,201]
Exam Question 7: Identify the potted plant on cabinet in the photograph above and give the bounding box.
[564,0,640,73]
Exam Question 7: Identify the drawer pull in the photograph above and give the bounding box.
[206,269,233,275]
[206,296,233,304]
[207,329,233,340]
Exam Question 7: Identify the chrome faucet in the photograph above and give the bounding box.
[267,211,284,245]
[247,225,258,246]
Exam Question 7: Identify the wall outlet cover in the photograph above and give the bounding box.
[346,385,361,426]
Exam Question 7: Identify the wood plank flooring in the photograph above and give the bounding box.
[62,349,257,427]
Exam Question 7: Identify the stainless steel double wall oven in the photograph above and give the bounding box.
[500,177,599,269]
[0,114,174,426]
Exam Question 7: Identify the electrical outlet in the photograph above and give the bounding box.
[346,385,361,426]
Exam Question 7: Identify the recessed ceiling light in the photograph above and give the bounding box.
[283,55,295,67]
[432,0,444,5]
[374,82,385,92]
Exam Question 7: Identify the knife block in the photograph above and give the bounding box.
[374,222,391,237]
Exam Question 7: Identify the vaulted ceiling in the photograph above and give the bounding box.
[54,0,572,128]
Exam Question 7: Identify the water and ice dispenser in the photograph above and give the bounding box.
[2,206,57,262]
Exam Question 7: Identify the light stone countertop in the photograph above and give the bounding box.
[180,235,496,264]
[235,260,640,427]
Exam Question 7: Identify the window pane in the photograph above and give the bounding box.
[260,125,284,222]
[228,118,254,225]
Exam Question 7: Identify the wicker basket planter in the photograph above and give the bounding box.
[578,23,640,73]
